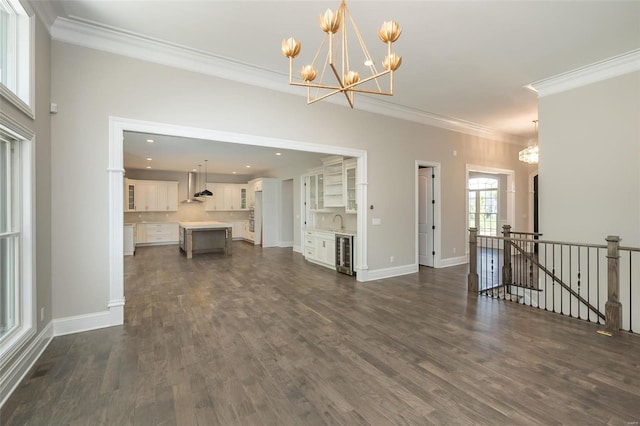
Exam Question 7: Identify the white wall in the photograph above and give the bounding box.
[0,14,53,406]
[280,179,294,246]
[50,41,531,319]
[538,71,640,246]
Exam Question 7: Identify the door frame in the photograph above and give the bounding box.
[465,164,515,252]
[415,161,442,268]
[108,117,371,324]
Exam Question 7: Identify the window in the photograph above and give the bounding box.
[0,135,20,341]
[0,0,31,111]
[0,120,34,371]
[468,177,498,236]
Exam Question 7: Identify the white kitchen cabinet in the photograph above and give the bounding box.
[231,221,244,240]
[205,183,248,211]
[247,180,255,207]
[125,179,178,212]
[242,220,251,241]
[124,179,136,212]
[135,181,158,212]
[204,183,221,210]
[306,168,324,211]
[124,224,136,255]
[304,229,336,269]
[240,186,247,210]
[323,156,344,207]
[344,158,357,214]
[136,222,179,245]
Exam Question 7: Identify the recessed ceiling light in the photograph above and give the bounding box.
[146,166,151,169]
[275,152,282,156]
[246,165,251,168]
[146,139,154,143]
[192,168,196,172]
[232,171,237,174]
[146,157,152,161]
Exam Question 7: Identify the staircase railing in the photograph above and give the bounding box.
[468,225,638,334]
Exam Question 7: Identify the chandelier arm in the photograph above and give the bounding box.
[307,87,351,104]
[291,82,392,96]
[290,82,345,90]
[341,4,347,80]
[329,62,354,107]
[315,44,333,102]
[343,69,391,91]
[289,57,294,84]
[312,36,327,66]
[347,11,384,93]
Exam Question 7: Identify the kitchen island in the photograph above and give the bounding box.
[179,221,232,259]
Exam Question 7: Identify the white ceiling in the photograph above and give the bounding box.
[37,0,640,173]
[123,131,334,174]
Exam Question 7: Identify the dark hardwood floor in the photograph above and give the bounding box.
[2,242,640,425]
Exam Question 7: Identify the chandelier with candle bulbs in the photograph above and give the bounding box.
[281,0,402,108]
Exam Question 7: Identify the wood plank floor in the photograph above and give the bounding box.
[2,242,640,425]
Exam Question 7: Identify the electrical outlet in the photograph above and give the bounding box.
[40,307,44,322]
[390,256,394,263]
[453,247,456,254]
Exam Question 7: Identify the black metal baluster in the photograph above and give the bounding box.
[630,250,633,333]
[597,249,601,325]
[587,248,591,322]
[560,244,564,316]
[552,244,556,313]
[569,245,573,318]
[577,246,581,320]
[544,243,548,311]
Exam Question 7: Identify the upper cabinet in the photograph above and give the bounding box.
[304,157,357,213]
[323,156,344,208]
[344,159,357,214]
[204,183,248,211]
[306,167,324,211]
[124,178,179,212]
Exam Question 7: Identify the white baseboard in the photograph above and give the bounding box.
[53,304,123,337]
[277,240,294,248]
[360,263,419,281]
[438,255,468,268]
[0,321,53,408]
[292,244,301,253]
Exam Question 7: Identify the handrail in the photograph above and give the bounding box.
[510,231,543,236]
[480,234,607,250]
[620,246,640,252]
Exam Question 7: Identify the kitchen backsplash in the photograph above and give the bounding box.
[312,210,357,231]
[124,203,250,224]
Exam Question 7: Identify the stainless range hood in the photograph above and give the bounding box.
[181,171,203,203]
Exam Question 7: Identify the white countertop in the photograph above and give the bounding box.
[305,227,357,236]
[179,221,232,229]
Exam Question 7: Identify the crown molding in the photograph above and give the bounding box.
[25,0,60,32]
[50,17,519,144]
[529,49,640,98]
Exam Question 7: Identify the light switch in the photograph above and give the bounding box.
[372,218,381,225]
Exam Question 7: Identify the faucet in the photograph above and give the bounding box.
[333,214,344,230]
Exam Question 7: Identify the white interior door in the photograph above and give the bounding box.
[419,167,434,267]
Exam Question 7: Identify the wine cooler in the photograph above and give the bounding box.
[335,233,355,276]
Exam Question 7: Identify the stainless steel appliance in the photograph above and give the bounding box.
[335,233,355,276]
